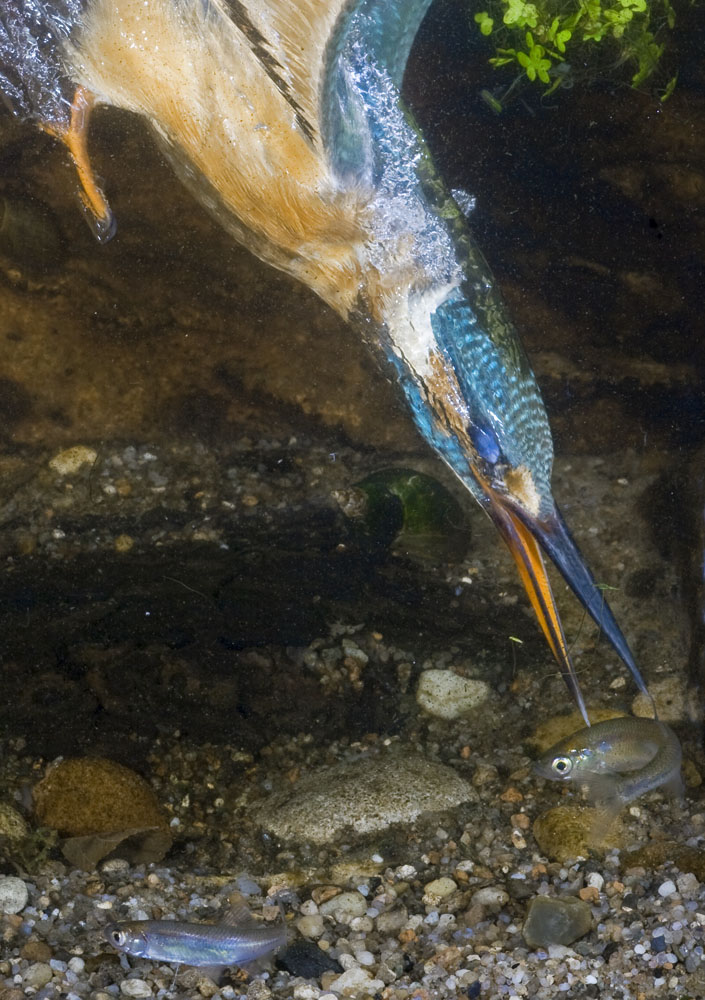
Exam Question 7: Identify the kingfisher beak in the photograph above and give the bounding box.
[485,491,652,726]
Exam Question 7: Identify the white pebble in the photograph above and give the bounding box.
[677,873,700,894]
[0,875,28,914]
[327,967,384,996]
[296,914,324,939]
[416,670,490,719]
[658,880,677,898]
[471,886,509,908]
[586,873,604,891]
[355,950,375,966]
[68,957,85,974]
[319,891,368,923]
[422,877,457,904]
[120,979,153,998]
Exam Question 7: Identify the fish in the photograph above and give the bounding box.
[104,893,286,975]
[535,716,683,832]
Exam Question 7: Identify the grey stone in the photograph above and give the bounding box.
[255,751,474,844]
[522,895,593,949]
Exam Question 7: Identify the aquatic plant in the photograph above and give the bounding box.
[470,0,681,103]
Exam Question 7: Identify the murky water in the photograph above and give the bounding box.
[0,4,705,996]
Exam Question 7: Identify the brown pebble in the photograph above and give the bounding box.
[511,813,530,830]
[500,786,523,803]
[20,941,52,963]
[0,988,24,1000]
[311,885,340,905]
[398,928,417,944]
[579,886,600,904]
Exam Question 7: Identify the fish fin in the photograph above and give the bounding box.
[662,771,685,801]
[196,965,226,984]
[587,802,622,848]
[221,892,257,928]
[43,85,116,243]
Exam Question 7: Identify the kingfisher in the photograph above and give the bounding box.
[0,0,653,724]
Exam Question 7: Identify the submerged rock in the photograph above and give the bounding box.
[532,805,625,861]
[0,875,29,914]
[255,750,475,845]
[33,757,172,867]
[522,894,593,948]
[416,669,490,719]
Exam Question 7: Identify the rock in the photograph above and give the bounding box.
[471,886,509,908]
[277,940,342,978]
[20,941,52,962]
[255,750,475,844]
[48,446,98,476]
[33,757,172,867]
[295,914,325,938]
[0,875,28,914]
[35,757,168,835]
[120,979,153,998]
[625,841,705,880]
[62,827,172,870]
[528,708,624,754]
[522,895,593,948]
[532,806,624,861]
[416,670,490,719]
[0,802,29,841]
[319,891,368,923]
[21,963,53,989]
[632,675,697,722]
[422,877,457,905]
[326,966,385,996]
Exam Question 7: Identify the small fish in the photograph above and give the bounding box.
[535,716,683,830]
[104,893,286,975]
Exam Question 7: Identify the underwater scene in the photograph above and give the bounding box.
[0,0,704,997]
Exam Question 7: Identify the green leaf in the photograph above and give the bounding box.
[474,11,495,35]
[660,74,678,101]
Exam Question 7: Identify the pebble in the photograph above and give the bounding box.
[677,872,700,894]
[326,966,384,996]
[0,802,29,841]
[416,670,490,719]
[48,446,98,476]
[423,877,457,905]
[296,914,325,938]
[658,879,677,897]
[120,979,153,998]
[22,963,53,989]
[522,895,593,948]
[471,886,509,908]
[319,891,368,923]
[0,875,28,914]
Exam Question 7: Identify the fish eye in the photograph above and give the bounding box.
[108,928,126,947]
[552,755,573,776]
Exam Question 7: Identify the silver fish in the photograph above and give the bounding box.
[104,894,286,971]
[535,716,683,817]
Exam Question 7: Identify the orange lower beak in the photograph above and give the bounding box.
[486,490,590,726]
[486,489,654,725]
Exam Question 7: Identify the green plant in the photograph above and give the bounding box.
[471,0,682,102]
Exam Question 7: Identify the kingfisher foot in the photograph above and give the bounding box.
[45,86,116,244]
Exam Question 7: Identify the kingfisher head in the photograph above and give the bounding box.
[386,283,652,725]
